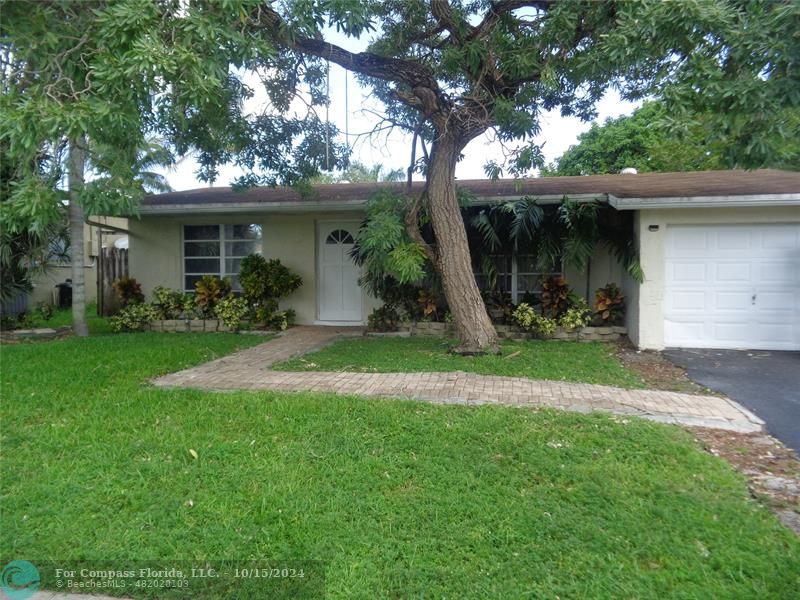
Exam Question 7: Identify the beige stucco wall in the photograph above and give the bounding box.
[634,206,800,350]
[563,244,625,303]
[30,265,97,306]
[128,212,380,325]
[28,218,129,307]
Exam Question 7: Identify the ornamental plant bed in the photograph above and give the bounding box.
[401,321,627,342]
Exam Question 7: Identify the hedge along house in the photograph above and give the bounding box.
[126,169,800,351]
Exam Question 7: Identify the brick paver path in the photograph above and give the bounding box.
[154,327,764,433]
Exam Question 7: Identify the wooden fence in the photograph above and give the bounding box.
[99,247,128,316]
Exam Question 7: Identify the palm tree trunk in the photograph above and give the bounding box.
[68,136,88,337]
[425,133,499,354]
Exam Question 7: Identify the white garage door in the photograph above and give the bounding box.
[664,224,800,350]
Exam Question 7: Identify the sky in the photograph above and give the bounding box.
[159,27,640,192]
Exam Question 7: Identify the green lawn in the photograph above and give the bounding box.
[275,335,646,388]
[15,302,112,334]
[2,332,799,598]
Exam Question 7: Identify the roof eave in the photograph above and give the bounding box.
[608,193,800,211]
[136,193,609,215]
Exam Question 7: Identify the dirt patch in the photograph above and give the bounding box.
[690,427,800,535]
[616,343,718,395]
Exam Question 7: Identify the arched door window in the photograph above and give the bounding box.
[325,229,354,244]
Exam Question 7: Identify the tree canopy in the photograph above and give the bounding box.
[0,0,346,331]
[544,102,800,176]
[311,161,405,184]
[246,0,798,352]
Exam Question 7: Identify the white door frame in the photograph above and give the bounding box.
[315,220,364,325]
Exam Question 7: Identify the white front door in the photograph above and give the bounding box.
[318,222,363,322]
[664,224,800,350]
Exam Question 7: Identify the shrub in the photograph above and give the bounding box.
[417,289,442,321]
[540,276,571,319]
[368,305,402,332]
[512,302,557,338]
[214,296,251,331]
[239,255,302,326]
[483,290,515,324]
[265,309,296,331]
[109,303,158,333]
[559,298,592,330]
[194,275,232,317]
[33,302,54,322]
[594,283,625,325]
[380,281,421,320]
[240,255,302,303]
[112,277,144,307]
[182,294,199,318]
[151,286,190,319]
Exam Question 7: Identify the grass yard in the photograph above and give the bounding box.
[275,335,647,388]
[11,302,113,334]
[2,331,799,598]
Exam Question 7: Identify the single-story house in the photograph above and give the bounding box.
[127,169,800,351]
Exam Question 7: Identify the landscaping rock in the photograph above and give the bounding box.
[755,475,800,495]
[393,321,626,342]
[366,331,411,337]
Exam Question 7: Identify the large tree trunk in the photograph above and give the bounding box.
[425,134,499,354]
[68,137,88,337]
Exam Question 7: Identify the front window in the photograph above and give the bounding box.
[473,253,561,303]
[183,224,262,291]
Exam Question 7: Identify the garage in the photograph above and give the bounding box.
[664,224,800,350]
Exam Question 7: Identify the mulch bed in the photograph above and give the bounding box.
[615,343,718,395]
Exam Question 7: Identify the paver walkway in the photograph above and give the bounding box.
[154,327,764,433]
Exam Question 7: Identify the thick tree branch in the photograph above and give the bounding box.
[253,3,448,113]
[430,0,472,43]
[404,190,438,267]
[407,123,420,187]
[471,0,554,41]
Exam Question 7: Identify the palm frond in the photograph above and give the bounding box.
[479,253,498,291]
[470,210,502,252]
[506,197,543,248]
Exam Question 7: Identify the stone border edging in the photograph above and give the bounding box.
[401,321,627,342]
[0,325,72,341]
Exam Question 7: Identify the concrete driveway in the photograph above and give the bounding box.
[664,349,800,451]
